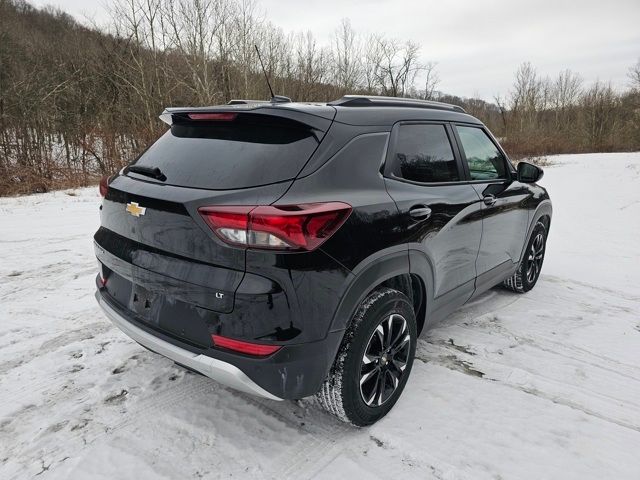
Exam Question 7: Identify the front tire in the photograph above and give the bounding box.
[316,288,417,426]
[504,221,547,293]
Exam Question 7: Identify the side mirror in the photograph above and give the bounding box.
[517,161,544,183]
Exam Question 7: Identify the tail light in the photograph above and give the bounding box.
[99,176,109,197]
[212,334,281,356]
[198,202,352,251]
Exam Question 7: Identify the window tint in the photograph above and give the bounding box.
[131,114,319,190]
[456,126,507,180]
[390,124,459,183]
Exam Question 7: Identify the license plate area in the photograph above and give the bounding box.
[131,283,212,348]
[101,267,216,349]
[132,284,158,321]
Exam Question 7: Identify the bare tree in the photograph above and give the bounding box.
[579,81,619,150]
[293,31,332,100]
[163,0,229,104]
[422,61,439,100]
[510,62,547,133]
[254,22,285,97]
[108,0,166,134]
[333,18,362,92]
[230,0,263,98]
[494,95,509,132]
[550,69,582,130]
[371,36,423,97]
[551,69,582,109]
[629,58,640,90]
[362,34,382,93]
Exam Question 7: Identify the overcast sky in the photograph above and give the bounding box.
[30,0,640,100]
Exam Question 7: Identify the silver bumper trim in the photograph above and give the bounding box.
[96,293,283,401]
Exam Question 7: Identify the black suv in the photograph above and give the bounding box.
[95,95,551,426]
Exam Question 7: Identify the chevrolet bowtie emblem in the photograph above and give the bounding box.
[126,202,146,217]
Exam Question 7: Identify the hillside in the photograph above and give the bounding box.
[1,0,639,197]
[1,152,639,479]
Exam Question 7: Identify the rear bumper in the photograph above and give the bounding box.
[95,286,345,399]
[96,291,283,401]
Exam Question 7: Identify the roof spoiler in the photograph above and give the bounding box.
[160,97,296,125]
[158,104,334,132]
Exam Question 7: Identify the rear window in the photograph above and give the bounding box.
[130,114,320,190]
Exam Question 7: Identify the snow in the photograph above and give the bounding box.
[1,152,639,479]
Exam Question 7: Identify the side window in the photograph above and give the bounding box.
[455,126,507,180]
[390,124,459,183]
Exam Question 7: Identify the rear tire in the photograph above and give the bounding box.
[504,221,547,293]
[316,288,417,426]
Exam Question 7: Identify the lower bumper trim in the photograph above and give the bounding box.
[96,292,283,401]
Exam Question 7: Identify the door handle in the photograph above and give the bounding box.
[483,195,497,206]
[409,206,432,219]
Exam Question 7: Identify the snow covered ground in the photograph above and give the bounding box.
[1,152,639,479]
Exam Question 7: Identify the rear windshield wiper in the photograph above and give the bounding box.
[126,165,167,181]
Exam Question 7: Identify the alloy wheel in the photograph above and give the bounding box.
[359,314,411,407]
[526,232,545,283]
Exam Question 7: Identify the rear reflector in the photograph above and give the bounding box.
[212,335,282,356]
[99,176,109,197]
[198,202,352,251]
[187,112,237,121]
[97,263,108,287]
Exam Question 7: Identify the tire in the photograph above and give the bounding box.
[316,287,417,426]
[504,221,547,293]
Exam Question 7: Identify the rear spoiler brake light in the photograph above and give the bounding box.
[160,111,238,125]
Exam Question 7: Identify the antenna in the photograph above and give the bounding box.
[254,45,275,100]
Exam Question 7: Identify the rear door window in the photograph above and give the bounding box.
[130,115,320,190]
[455,126,507,180]
[388,124,460,183]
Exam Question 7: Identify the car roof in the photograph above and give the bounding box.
[161,95,483,128]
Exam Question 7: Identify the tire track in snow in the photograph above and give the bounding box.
[1,374,260,479]
[458,313,640,380]
[425,341,640,433]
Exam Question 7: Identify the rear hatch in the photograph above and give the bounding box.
[95,104,335,347]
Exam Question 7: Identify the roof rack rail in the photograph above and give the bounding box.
[327,95,466,113]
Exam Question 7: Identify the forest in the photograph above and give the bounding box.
[1,0,639,195]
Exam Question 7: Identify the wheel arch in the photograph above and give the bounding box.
[378,273,426,335]
[520,200,553,263]
[329,249,431,337]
